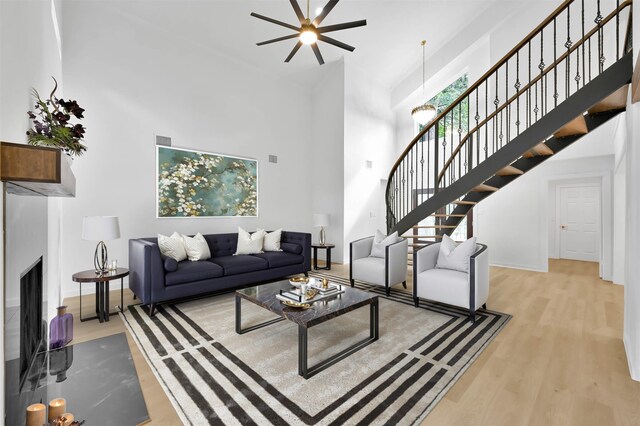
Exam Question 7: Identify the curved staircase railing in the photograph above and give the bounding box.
[386,0,632,236]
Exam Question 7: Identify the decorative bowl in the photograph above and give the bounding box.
[281,300,312,309]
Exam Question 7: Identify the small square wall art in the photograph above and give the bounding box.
[156,146,258,217]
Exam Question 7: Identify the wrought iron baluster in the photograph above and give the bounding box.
[582,0,586,87]
[506,60,510,144]
[475,89,480,167]
[485,82,488,161]
[528,40,531,128]
[554,18,558,107]
[566,4,572,99]
[494,69,499,153]
[588,37,592,82]
[539,29,544,116]
[516,50,521,134]
[616,0,620,60]
[596,0,604,74]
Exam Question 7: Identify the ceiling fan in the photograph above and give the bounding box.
[251,0,366,65]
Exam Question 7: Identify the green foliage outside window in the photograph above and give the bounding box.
[418,74,469,139]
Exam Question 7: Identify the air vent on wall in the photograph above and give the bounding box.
[155,135,172,146]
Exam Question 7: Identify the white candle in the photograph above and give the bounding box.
[48,398,66,422]
[25,403,46,426]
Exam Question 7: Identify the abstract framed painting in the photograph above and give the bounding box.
[156,146,258,218]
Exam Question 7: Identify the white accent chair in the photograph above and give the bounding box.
[350,236,408,296]
[413,242,489,322]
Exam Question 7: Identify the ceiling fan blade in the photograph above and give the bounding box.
[318,34,355,52]
[311,44,325,65]
[251,12,300,32]
[312,0,339,26]
[289,0,305,24]
[257,33,300,46]
[285,41,303,62]
[317,20,367,34]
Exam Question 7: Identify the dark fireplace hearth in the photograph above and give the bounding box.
[19,257,46,389]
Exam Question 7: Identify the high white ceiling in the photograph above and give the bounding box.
[105,0,508,89]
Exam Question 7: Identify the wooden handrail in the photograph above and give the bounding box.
[435,0,632,186]
[388,0,576,177]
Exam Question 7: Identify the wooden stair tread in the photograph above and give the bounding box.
[523,143,554,158]
[496,165,524,176]
[472,184,498,192]
[588,84,629,114]
[451,200,478,205]
[429,213,467,217]
[553,115,589,138]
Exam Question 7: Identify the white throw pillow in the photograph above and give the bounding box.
[436,234,477,272]
[260,228,283,252]
[234,227,265,255]
[182,233,211,261]
[370,230,400,258]
[158,232,188,262]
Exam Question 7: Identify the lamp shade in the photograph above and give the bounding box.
[313,213,330,227]
[81,216,120,241]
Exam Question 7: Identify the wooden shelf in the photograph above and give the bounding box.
[0,142,76,197]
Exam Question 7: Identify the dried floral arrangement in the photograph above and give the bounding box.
[27,77,86,157]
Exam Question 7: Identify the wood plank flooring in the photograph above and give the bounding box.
[63,259,640,425]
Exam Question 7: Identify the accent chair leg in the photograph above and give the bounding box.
[350,279,355,287]
[482,303,487,310]
[469,309,476,323]
[414,297,419,307]
[149,303,157,317]
[304,271,309,277]
[385,286,390,297]
[133,294,137,300]
[402,281,407,289]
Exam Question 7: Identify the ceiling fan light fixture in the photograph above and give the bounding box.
[300,26,318,45]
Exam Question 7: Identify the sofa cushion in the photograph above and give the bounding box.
[251,252,303,268]
[416,268,469,308]
[209,255,268,276]
[281,242,302,254]
[203,233,238,258]
[165,261,224,286]
[351,256,386,287]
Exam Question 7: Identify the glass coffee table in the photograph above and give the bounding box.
[235,279,379,379]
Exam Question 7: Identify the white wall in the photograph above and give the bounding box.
[0,0,65,418]
[475,154,614,274]
[343,62,395,262]
[310,60,345,261]
[622,0,640,382]
[60,1,314,297]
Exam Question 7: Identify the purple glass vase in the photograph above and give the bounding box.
[49,306,73,349]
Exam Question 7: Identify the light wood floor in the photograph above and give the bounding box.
[64,259,640,425]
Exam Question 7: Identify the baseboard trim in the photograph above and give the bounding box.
[489,262,547,273]
[623,332,640,381]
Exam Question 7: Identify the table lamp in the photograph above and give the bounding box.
[82,216,120,274]
[313,213,330,245]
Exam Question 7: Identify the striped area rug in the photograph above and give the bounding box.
[122,272,510,425]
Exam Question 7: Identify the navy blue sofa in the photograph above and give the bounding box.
[129,231,311,316]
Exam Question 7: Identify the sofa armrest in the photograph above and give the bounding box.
[414,242,440,275]
[470,244,489,310]
[129,239,165,305]
[386,238,408,286]
[281,231,311,272]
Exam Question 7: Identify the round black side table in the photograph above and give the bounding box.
[72,268,129,323]
[311,244,335,270]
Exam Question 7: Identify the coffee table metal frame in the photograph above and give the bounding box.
[235,281,379,379]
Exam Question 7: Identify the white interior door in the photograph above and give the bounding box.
[559,185,600,262]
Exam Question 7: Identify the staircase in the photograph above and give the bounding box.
[386,0,633,257]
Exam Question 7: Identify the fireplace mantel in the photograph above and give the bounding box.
[0,142,76,197]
